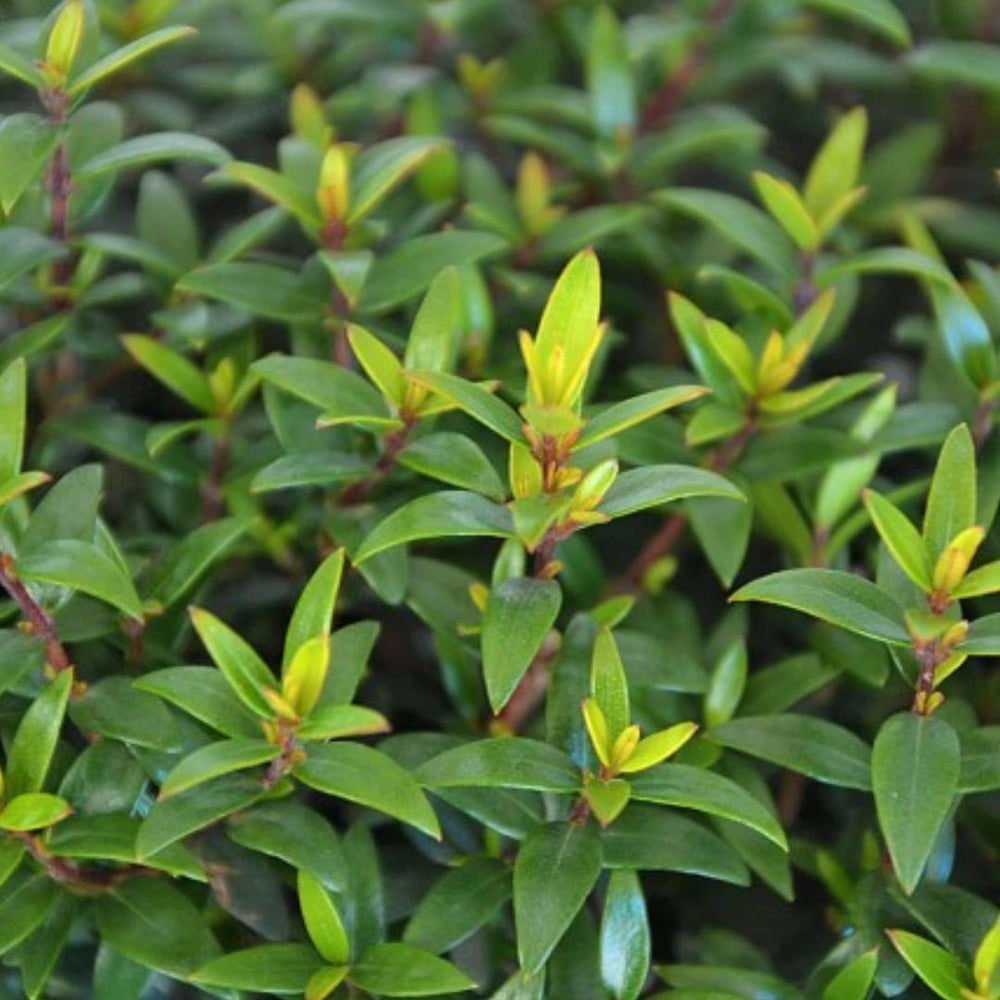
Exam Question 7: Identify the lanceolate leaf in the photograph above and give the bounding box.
[416,737,582,792]
[482,577,561,713]
[873,713,960,895]
[598,465,744,518]
[923,424,976,561]
[731,568,910,646]
[711,714,873,790]
[887,930,972,1000]
[6,670,73,798]
[514,822,603,974]
[599,870,650,1000]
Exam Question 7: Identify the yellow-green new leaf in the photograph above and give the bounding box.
[583,697,612,768]
[348,325,405,406]
[803,107,868,221]
[591,627,629,741]
[619,721,698,773]
[123,335,214,414]
[752,171,819,250]
[283,549,345,671]
[298,870,350,965]
[282,636,330,718]
[862,489,933,591]
[887,930,972,1000]
[0,792,72,831]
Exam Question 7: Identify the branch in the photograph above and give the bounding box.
[0,554,72,673]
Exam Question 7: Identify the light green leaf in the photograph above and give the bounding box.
[133,667,259,740]
[0,792,72,831]
[821,949,879,1000]
[122,334,213,413]
[483,577,561,713]
[873,712,960,895]
[752,171,819,250]
[802,0,910,46]
[887,930,971,1000]
[354,491,514,564]
[704,638,747,729]
[298,869,350,964]
[923,424,976,562]
[577,386,709,449]
[0,358,27,496]
[209,160,321,227]
[591,627,629,742]
[283,549,345,671]
[803,107,867,221]
[863,489,933,590]
[159,739,279,799]
[189,607,276,719]
[0,114,60,214]
[6,671,73,798]
[514,822,603,974]
[731,568,910,645]
[0,40,46,89]
[711,714,872,790]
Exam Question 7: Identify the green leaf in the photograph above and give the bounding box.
[731,568,910,646]
[254,354,392,429]
[70,676,180,750]
[406,371,524,443]
[908,42,1000,95]
[75,132,230,179]
[959,726,1000,792]
[6,670,72,798]
[295,742,440,838]
[704,638,747,729]
[577,386,709,449]
[887,930,971,1000]
[403,266,462,374]
[297,703,389,740]
[349,137,445,225]
[657,964,801,999]
[160,739,279,799]
[16,539,142,619]
[821,950,879,1000]
[688,493,753,587]
[121,335,213,413]
[653,188,797,277]
[601,805,749,884]
[416,737,582,792]
[145,517,249,608]
[0,228,66,294]
[189,607,276,719]
[283,549,345,671]
[133,667,259,739]
[298,869,350,964]
[930,283,996,390]
[404,858,511,954]
[0,114,60,214]
[227,801,347,889]
[923,424,976,562]
[68,26,196,95]
[354,490,514,564]
[514,821,603,974]
[483,577,561,713]
[0,877,59,955]
[817,247,955,288]
[711,714,872,790]
[0,359,26,485]
[591,627,630,741]
[630,763,787,849]
[399,433,506,500]
[179,263,324,323]
[752,171,818,250]
[740,652,838,715]
[359,231,507,313]
[598,465,744,518]
[863,490,933,590]
[802,0,910,46]
[873,712,960,895]
[193,944,325,992]
[0,792,72,831]
[803,107,867,221]
[587,5,637,140]
[351,942,476,996]
[0,40,46,89]
[93,878,220,978]
[137,776,266,858]
[600,869,649,1000]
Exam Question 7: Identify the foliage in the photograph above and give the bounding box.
[0,0,999,998]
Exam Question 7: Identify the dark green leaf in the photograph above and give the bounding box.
[193,944,324,992]
[417,737,582,792]
[600,869,650,1000]
[350,942,476,996]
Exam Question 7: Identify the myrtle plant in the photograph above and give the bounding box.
[1,0,1000,999]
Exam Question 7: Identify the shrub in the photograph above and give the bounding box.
[0,0,999,998]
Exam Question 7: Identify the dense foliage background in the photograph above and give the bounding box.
[2,0,1000,998]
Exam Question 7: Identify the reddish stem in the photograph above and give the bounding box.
[0,554,72,673]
